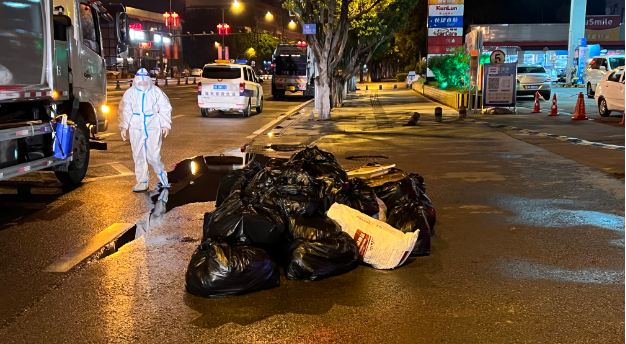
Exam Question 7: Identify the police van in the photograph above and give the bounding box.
[198,61,264,117]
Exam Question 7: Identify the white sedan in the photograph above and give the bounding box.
[595,66,624,117]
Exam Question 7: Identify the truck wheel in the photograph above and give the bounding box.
[201,108,209,117]
[55,115,90,185]
[256,97,263,114]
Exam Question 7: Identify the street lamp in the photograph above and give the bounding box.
[288,20,296,30]
[215,41,220,46]
[233,0,241,9]
[266,11,272,20]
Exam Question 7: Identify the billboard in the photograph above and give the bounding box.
[428,28,462,36]
[428,16,463,27]
[429,4,464,16]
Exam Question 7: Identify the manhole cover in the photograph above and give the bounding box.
[265,144,304,152]
[346,155,389,161]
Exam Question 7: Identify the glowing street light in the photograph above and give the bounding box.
[233,0,240,8]
[265,11,273,20]
[288,20,296,29]
[215,41,220,46]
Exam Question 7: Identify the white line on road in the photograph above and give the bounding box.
[98,132,116,138]
[109,162,134,175]
[44,223,134,272]
[246,100,315,139]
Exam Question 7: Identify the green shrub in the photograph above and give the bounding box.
[403,65,413,73]
[427,47,469,88]
[396,72,408,82]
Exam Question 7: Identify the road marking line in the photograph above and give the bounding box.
[98,133,116,138]
[172,114,185,119]
[44,223,134,272]
[109,162,134,175]
[171,97,181,100]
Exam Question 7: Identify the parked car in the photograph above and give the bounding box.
[106,70,121,76]
[516,64,551,99]
[594,66,624,117]
[198,63,264,117]
[181,69,191,77]
[585,55,625,98]
[149,67,161,76]
[190,68,203,77]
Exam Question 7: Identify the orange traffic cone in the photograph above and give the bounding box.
[571,92,588,120]
[620,113,625,125]
[531,91,541,113]
[549,93,558,116]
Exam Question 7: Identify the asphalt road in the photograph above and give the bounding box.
[0,81,309,331]
[0,83,622,343]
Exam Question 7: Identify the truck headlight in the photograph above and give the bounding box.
[101,104,110,114]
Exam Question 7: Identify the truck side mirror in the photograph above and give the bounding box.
[116,12,129,44]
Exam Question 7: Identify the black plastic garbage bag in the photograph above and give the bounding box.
[265,157,289,168]
[203,193,285,246]
[243,168,282,200]
[185,240,280,298]
[285,212,342,242]
[374,177,419,209]
[408,173,426,193]
[335,178,380,216]
[289,146,338,164]
[386,199,431,256]
[275,193,318,216]
[284,232,359,280]
[215,162,262,207]
[418,194,436,235]
[303,162,349,212]
[275,164,318,195]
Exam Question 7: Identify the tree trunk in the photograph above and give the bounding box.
[316,65,332,120]
[343,80,348,98]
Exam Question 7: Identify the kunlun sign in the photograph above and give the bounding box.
[429,4,464,16]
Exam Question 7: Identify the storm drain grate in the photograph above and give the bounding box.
[346,155,389,161]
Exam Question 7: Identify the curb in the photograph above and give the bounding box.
[244,99,315,144]
[465,118,625,151]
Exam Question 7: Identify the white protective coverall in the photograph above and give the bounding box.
[119,69,172,190]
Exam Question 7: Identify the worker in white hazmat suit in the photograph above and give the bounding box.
[119,68,172,192]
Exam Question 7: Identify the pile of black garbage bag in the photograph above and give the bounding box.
[185,147,436,298]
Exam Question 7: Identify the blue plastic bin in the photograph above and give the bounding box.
[53,122,75,159]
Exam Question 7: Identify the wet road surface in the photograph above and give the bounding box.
[0,84,623,343]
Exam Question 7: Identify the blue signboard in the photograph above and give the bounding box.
[482,63,517,108]
[303,24,316,35]
[428,16,463,28]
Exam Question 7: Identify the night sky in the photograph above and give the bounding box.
[115,0,608,31]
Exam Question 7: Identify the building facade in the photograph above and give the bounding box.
[101,7,184,75]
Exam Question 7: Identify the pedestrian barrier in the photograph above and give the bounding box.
[379,85,382,90]
[193,77,197,84]
[434,107,442,122]
[394,84,397,89]
[115,80,121,90]
[177,78,181,85]
[165,78,168,86]
[531,92,541,113]
[572,92,588,120]
[185,77,189,85]
[549,93,558,116]
[456,93,469,109]
[365,85,368,90]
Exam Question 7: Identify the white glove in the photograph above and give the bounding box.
[120,129,127,141]
[161,127,170,138]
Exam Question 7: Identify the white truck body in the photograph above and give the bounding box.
[0,0,128,184]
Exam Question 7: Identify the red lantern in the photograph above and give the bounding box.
[163,12,171,27]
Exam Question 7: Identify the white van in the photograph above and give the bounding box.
[198,63,264,117]
[585,55,625,98]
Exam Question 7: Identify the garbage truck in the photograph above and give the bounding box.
[0,0,129,184]
[271,41,315,99]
